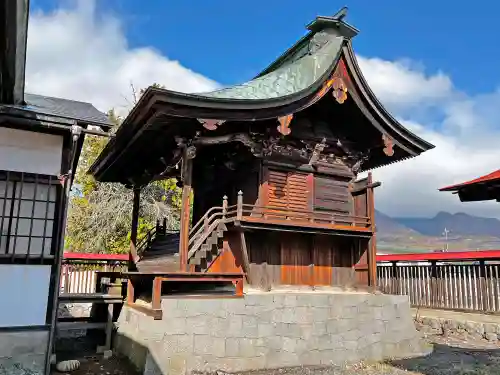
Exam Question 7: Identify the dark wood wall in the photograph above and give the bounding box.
[244,231,359,289]
[192,159,260,224]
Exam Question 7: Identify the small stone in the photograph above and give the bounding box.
[103,350,113,359]
[485,333,498,342]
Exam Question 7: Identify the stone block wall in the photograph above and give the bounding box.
[0,330,48,375]
[415,315,500,342]
[115,292,430,375]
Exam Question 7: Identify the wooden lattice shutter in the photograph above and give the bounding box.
[314,176,351,214]
[267,169,309,212]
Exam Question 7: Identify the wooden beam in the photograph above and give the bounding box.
[239,231,252,284]
[179,146,194,271]
[366,172,377,287]
[129,187,141,267]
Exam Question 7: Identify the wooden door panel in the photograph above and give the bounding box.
[312,236,333,286]
[281,235,312,286]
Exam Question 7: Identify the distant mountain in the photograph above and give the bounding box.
[395,212,500,237]
[374,210,420,238]
[375,210,500,253]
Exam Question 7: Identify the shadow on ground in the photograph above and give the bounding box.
[389,341,500,375]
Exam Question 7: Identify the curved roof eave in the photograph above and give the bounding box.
[342,43,435,154]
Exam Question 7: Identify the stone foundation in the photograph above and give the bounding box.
[114,291,430,375]
[415,313,500,342]
[0,330,48,375]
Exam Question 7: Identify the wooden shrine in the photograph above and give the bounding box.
[89,9,434,302]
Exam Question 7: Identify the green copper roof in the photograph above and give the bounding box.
[197,32,344,100]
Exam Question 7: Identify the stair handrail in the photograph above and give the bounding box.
[187,195,241,262]
[188,208,225,246]
[189,206,223,237]
[188,195,230,236]
[135,226,156,258]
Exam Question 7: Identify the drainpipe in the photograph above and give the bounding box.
[43,123,82,375]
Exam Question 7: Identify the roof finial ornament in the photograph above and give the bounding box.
[306,6,358,38]
[332,6,348,20]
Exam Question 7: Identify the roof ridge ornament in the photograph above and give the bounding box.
[306,7,359,39]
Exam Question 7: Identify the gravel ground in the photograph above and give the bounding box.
[52,355,140,375]
[52,335,500,375]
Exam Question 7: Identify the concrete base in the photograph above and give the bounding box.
[0,330,48,375]
[114,291,431,375]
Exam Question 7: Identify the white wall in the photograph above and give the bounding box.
[0,265,51,327]
[0,127,63,175]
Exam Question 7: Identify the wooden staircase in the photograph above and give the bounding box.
[186,195,236,272]
[188,221,227,272]
[135,194,241,273]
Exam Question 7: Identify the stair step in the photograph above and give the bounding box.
[189,257,201,265]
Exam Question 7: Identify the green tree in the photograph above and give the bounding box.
[66,90,182,254]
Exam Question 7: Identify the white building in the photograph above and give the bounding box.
[0,2,111,374]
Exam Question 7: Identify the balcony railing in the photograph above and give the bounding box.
[196,191,372,231]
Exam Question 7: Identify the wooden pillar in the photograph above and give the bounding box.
[129,187,140,269]
[367,172,377,288]
[179,146,195,272]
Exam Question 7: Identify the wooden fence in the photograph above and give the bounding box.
[377,250,500,314]
[60,250,500,314]
[60,253,128,294]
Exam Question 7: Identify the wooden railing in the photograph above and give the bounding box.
[61,253,128,294]
[377,251,500,313]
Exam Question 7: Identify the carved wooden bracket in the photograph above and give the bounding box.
[277,114,293,136]
[308,138,327,165]
[314,76,348,104]
[382,134,394,156]
[332,77,348,104]
[197,118,226,131]
[186,145,197,159]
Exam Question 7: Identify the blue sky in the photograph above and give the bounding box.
[25,0,500,218]
[33,0,500,93]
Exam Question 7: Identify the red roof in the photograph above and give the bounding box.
[439,169,500,191]
[377,249,500,262]
[63,252,128,261]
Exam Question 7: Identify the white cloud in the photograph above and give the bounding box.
[358,57,453,111]
[25,1,218,116]
[24,1,500,218]
[358,57,500,218]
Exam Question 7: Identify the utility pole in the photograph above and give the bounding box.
[442,227,450,252]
